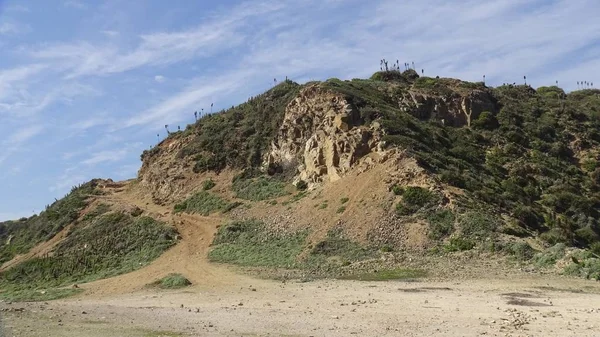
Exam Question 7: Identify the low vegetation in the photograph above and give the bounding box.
[174,191,228,215]
[0,208,178,301]
[209,220,307,268]
[339,268,427,281]
[396,186,438,216]
[150,273,192,289]
[0,181,98,265]
[209,221,379,276]
[232,174,289,201]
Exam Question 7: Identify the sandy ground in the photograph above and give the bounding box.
[2,274,600,337]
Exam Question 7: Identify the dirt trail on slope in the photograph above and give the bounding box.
[79,182,258,297]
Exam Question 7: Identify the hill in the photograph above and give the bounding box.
[1,69,599,300]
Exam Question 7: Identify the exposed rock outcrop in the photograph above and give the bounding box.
[398,88,498,127]
[138,136,196,204]
[264,85,387,186]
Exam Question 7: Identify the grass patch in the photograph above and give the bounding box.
[209,220,307,268]
[232,176,289,201]
[209,221,377,273]
[282,191,308,205]
[0,288,83,302]
[340,197,350,204]
[173,191,228,215]
[339,268,427,281]
[336,206,346,214]
[150,273,191,289]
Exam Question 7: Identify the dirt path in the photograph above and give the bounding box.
[79,182,259,297]
[2,275,600,336]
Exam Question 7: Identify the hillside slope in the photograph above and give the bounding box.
[1,70,599,300]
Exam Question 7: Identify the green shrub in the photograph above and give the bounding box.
[0,181,98,265]
[444,236,475,252]
[459,211,499,238]
[340,197,350,204]
[507,242,535,260]
[534,243,566,267]
[472,111,499,130]
[591,242,600,256]
[427,210,455,240]
[176,81,301,172]
[392,185,404,195]
[202,179,216,191]
[563,251,600,280]
[173,191,228,215]
[402,186,435,207]
[151,273,191,289]
[336,206,346,214]
[296,180,308,191]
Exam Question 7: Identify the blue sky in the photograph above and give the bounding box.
[0,0,599,221]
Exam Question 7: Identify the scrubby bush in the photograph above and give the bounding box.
[296,180,308,191]
[444,236,475,252]
[459,211,499,238]
[507,242,536,260]
[202,179,216,191]
[427,210,455,240]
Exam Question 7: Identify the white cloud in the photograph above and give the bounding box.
[80,142,142,165]
[4,125,44,144]
[0,22,20,35]
[28,1,284,78]
[63,0,86,9]
[101,30,119,37]
[154,75,165,83]
[0,125,44,165]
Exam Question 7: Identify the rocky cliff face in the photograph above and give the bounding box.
[398,87,498,127]
[138,136,196,204]
[138,78,499,197]
[263,84,387,186]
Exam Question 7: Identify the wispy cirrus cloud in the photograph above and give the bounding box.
[1,0,600,221]
[0,125,44,165]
